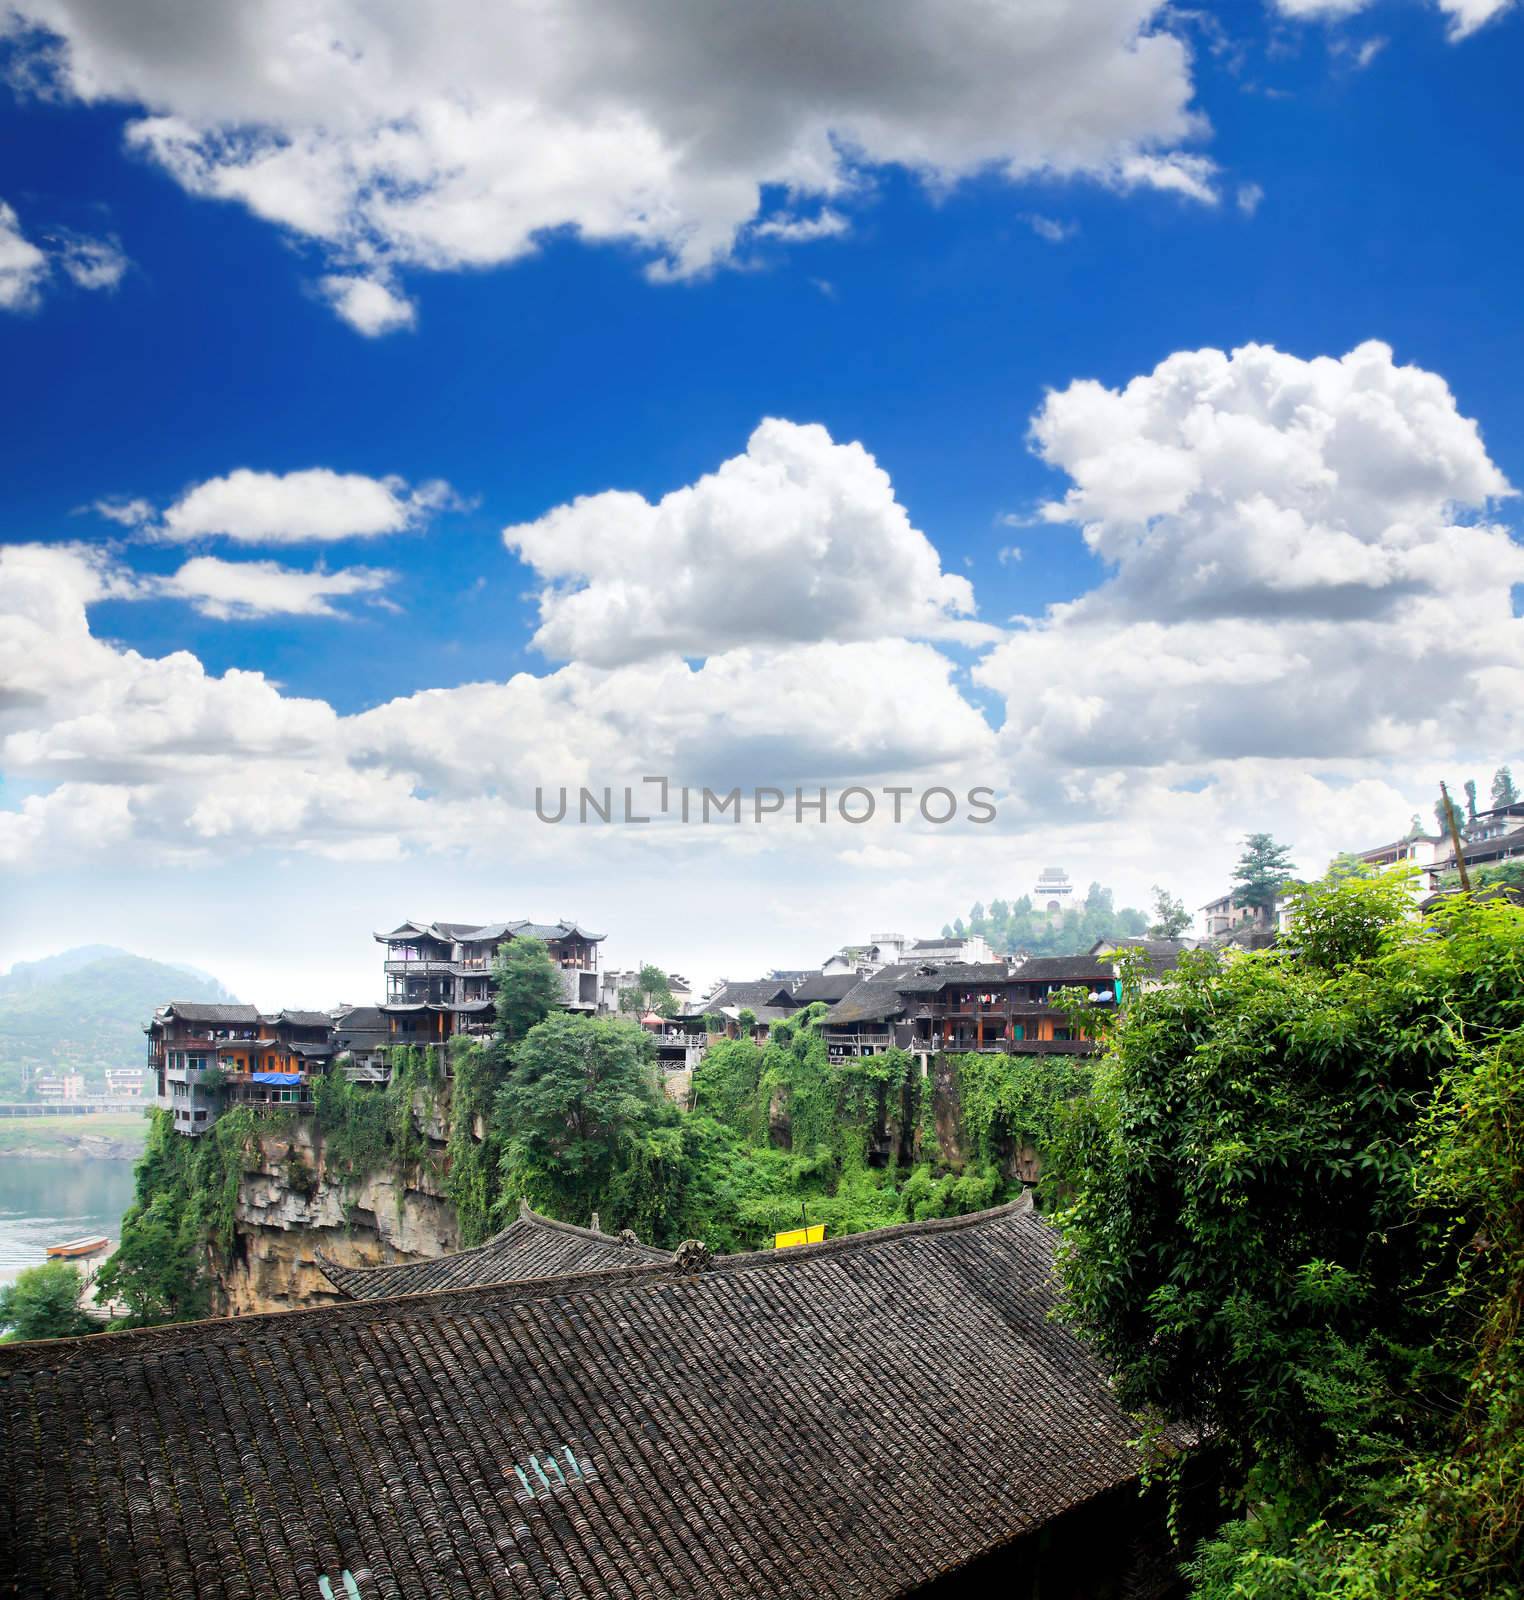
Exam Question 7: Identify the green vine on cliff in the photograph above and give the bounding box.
[445,1038,507,1247]
[951,1051,1094,1170]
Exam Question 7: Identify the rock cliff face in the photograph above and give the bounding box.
[211,1116,460,1316]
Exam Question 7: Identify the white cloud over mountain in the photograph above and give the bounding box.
[3,0,1215,329]
[505,419,991,666]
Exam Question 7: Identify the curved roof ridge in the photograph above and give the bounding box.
[7,1198,1041,1364]
[315,1202,673,1300]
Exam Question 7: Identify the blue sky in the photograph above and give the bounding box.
[2,0,1522,1001]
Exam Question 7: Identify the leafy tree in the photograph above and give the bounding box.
[1492,765,1520,808]
[735,1007,757,1037]
[1322,852,1374,884]
[1147,885,1191,938]
[1435,790,1466,841]
[95,1108,217,1325]
[954,883,1149,958]
[1474,859,1524,893]
[492,935,562,1040]
[1230,832,1296,914]
[1056,874,1524,1598]
[617,963,676,1017]
[701,1011,725,1035]
[494,1015,661,1222]
[1463,777,1478,821]
[0,1259,95,1341]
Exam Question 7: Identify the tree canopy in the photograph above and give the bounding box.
[1492,764,1519,808]
[1434,790,1466,842]
[0,1259,95,1342]
[1054,872,1524,1598]
[1230,832,1296,913]
[491,935,562,1040]
[616,963,676,1017]
[1147,885,1191,938]
[494,1014,662,1221]
[947,883,1150,955]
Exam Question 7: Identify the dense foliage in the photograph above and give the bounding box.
[478,1005,1007,1251]
[96,1104,258,1324]
[946,881,1149,955]
[104,1048,446,1323]
[0,1259,96,1341]
[1054,872,1524,1598]
[491,935,562,1040]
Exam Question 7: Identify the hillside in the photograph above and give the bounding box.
[0,948,238,1097]
[942,884,1150,956]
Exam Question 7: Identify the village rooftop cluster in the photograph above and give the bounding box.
[145,795,1524,1139]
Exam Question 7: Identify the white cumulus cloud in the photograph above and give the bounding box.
[50,230,128,289]
[148,467,453,543]
[3,0,1216,328]
[319,274,416,336]
[505,418,990,666]
[978,340,1523,771]
[160,556,395,619]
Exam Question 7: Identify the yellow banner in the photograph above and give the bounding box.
[774,1224,826,1249]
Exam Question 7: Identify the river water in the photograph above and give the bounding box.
[0,1157,138,1288]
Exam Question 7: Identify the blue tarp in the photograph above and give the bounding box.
[251,1071,302,1085]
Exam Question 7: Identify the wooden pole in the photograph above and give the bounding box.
[1440,781,1472,892]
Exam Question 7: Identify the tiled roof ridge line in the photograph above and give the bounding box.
[0,1196,1039,1373]
[313,1203,672,1290]
[510,1196,669,1253]
[703,1188,1035,1275]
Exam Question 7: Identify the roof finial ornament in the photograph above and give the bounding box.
[590,1211,601,1233]
[672,1239,712,1273]
[618,1228,640,1248]
[518,1197,533,1220]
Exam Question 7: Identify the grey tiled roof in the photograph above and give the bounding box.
[821,964,918,1025]
[1010,955,1117,982]
[895,962,1012,993]
[317,1205,672,1298]
[157,1002,260,1025]
[0,1200,1157,1600]
[702,980,797,1011]
[788,973,859,1003]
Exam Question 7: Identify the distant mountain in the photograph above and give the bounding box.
[0,947,239,1097]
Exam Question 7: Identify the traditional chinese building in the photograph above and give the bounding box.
[147,1001,336,1135]
[821,955,1121,1065]
[377,918,604,1047]
[0,1199,1197,1599]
